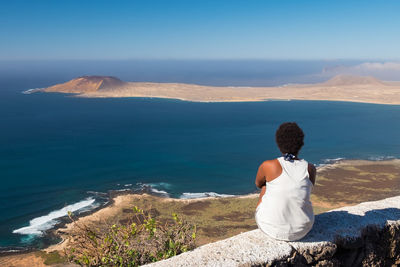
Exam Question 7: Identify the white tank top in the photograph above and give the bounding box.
[255,157,314,241]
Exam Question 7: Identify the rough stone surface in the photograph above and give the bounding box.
[146,196,400,266]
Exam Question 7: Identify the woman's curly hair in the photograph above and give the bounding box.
[275,122,304,155]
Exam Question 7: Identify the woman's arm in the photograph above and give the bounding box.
[255,163,266,188]
[308,163,316,185]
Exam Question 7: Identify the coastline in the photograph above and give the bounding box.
[29,88,400,107]
[2,158,400,266]
[76,93,400,106]
[40,77,400,105]
[46,158,400,250]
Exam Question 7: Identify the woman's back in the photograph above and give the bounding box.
[255,157,314,241]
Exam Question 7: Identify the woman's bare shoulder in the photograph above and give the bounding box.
[261,159,282,182]
[260,158,279,166]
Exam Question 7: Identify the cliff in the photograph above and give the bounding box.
[146,195,400,266]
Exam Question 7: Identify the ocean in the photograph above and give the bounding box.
[0,60,399,251]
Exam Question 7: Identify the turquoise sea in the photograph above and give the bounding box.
[1,60,399,251]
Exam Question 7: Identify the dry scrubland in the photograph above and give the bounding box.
[2,160,398,266]
[50,159,400,249]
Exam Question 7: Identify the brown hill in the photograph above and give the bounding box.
[320,75,385,86]
[45,76,126,93]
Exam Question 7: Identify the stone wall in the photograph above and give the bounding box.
[146,196,400,266]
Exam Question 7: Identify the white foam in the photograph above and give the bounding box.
[150,188,170,197]
[12,197,96,236]
[322,157,345,163]
[136,182,172,196]
[148,182,173,189]
[180,192,235,199]
[21,88,42,94]
[1,249,22,253]
[367,155,396,161]
[316,157,346,168]
[115,189,130,192]
[124,184,132,187]
[318,156,398,167]
[87,191,108,197]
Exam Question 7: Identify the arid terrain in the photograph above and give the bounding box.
[41,75,400,105]
[2,159,399,266]
[50,159,400,248]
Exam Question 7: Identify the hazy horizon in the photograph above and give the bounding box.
[2,60,400,90]
[2,1,400,61]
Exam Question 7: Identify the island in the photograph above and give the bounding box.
[38,74,400,105]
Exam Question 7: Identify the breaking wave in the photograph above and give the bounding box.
[12,197,97,236]
[21,88,43,94]
[179,192,235,199]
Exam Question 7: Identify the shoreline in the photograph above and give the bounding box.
[36,88,400,106]
[44,158,400,252]
[43,192,261,254]
[0,189,259,256]
[77,94,400,106]
[2,158,400,258]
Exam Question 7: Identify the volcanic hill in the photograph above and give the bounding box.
[45,76,126,94]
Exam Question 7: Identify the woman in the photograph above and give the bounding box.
[255,122,316,241]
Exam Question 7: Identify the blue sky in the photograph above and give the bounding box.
[1,0,400,60]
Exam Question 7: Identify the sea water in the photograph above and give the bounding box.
[0,60,399,250]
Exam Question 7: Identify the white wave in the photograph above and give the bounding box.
[367,155,396,161]
[124,184,132,187]
[87,191,108,197]
[180,192,235,199]
[12,197,96,236]
[115,188,131,192]
[148,182,173,189]
[134,182,171,197]
[322,157,345,163]
[149,188,169,197]
[316,157,346,168]
[21,88,42,94]
[0,249,22,253]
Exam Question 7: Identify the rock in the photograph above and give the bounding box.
[145,196,400,266]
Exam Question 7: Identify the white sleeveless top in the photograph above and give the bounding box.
[255,157,314,241]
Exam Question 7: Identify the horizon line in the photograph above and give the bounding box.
[1,58,400,62]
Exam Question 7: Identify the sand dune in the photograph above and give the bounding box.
[42,75,400,105]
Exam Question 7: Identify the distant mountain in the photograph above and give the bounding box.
[45,76,126,93]
[320,75,385,86]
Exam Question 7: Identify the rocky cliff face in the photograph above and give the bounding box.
[146,195,400,266]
